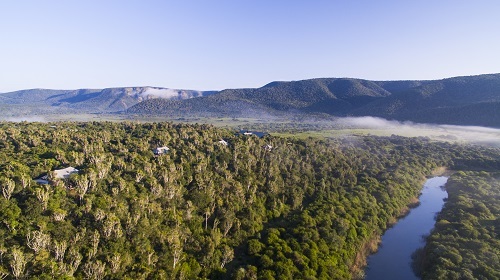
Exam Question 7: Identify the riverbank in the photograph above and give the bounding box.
[350,173,433,279]
[350,174,437,279]
[430,166,455,177]
[414,172,500,279]
[363,177,449,280]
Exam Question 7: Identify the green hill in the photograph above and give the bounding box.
[352,74,500,124]
[127,74,500,127]
[127,78,422,117]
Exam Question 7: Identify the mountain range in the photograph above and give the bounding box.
[0,87,216,116]
[1,74,499,127]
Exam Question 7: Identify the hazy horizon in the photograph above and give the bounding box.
[2,72,500,93]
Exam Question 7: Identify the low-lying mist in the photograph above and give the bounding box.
[1,112,499,148]
[336,116,500,147]
[4,116,47,122]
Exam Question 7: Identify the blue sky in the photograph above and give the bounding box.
[1,1,499,92]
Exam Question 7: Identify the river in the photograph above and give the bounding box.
[364,176,449,280]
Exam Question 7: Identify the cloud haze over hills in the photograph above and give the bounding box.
[0,86,216,115]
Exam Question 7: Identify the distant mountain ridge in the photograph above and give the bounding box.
[350,74,500,126]
[2,74,500,127]
[0,87,216,114]
[127,78,428,117]
[126,74,500,127]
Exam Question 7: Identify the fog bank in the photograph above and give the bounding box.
[336,117,500,147]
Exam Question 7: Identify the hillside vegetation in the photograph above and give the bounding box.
[0,87,215,115]
[0,122,499,279]
[127,74,500,127]
[126,78,419,117]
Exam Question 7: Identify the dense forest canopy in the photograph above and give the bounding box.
[0,121,498,279]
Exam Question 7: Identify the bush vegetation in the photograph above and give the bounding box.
[0,121,498,279]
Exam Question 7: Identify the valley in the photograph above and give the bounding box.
[3,1,499,279]
[1,74,499,279]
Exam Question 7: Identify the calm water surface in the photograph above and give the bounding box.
[364,176,448,280]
